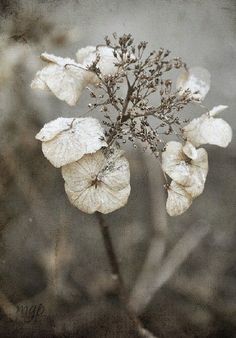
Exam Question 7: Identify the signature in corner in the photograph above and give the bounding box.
[15,303,45,323]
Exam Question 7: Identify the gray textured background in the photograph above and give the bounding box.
[0,1,236,337]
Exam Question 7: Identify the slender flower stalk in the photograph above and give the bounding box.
[96,212,158,338]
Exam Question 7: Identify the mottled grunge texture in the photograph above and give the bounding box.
[0,1,236,337]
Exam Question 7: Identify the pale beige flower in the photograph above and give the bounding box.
[31,52,88,106]
[176,67,211,101]
[162,141,208,198]
[36,117,107,168]
[166,181,192,216]
[183,105,232,148]
[76,46,118,84]
[62,149,131,214]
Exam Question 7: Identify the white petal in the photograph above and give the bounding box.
[199,117,232,148]
[40,53,65,64]
[176,67,211,101]
[162,141,183,170]
[162,141,190,184]
[96,185,131,214]
[183,116,206,147]
[62,150,105,189]
[81,46,118,84]
[31,53,87,106]
[166,181,192,216]
[182,142,198,160]
[162,141,208,198]
[185,180,205,198]
[31,65,84,106]
[36,117,107,168]
[62,149,131,214]
[209,105,228,117]
[65,184,131,214]
[31,76,48,90]
[64,185,100,214]
[98,152,130,190]
[96,47,117,75]
[185,148,208,198]
[40,52,80,68]
[35,117,75,142]
[76,46,96,63]
[184,115,232,148]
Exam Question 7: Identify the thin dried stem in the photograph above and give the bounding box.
[96,212,126,298]
[96,212,158,338]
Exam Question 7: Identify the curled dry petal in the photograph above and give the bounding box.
[182,141,198,160]
[176,67,211,101]
[183,107,232,148]
[31,52,88,106]
[36,117,107,168]
[166,181,192,216]
[184,148,208,198]
[62,149,131,214]
[209,105,228,117]
[162,141,208,199]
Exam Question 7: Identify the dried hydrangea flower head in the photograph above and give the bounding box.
[176,67,211,101]
[62,148,131,214]
[31,53,88,106]
[36,117,107,168]
[32,33,232,216]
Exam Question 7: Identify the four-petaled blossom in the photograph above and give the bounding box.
[176,67,211,101]
[162,141,208,200]
[62,149,131,214]
[36,117,107,168]
[183,105,232,148]
[31,53,88,106]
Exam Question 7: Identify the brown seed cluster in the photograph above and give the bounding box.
[86,33,194,158]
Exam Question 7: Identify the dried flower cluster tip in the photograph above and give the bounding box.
[32,34,232,216]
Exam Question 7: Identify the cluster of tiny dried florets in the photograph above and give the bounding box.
[86,33,193,158]
[31,33,232,216]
